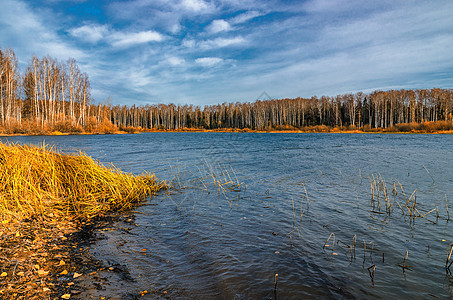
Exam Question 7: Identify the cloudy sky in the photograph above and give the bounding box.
[0,0,452,106]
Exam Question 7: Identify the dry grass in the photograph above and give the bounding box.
[0,142,165,222]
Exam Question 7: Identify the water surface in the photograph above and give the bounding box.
[3,133,453,299]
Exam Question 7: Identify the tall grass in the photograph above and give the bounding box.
[0,142,165,221]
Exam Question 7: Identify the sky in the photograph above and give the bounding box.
[0,0,452,106]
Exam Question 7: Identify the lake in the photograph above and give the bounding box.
[2,133,453,299]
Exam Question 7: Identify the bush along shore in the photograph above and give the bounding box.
[0,142,165,299]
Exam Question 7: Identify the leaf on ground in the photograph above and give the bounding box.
[60,270,68,275]
[34,264,40,270]
[43,287,50,292]
[1,272,7,277]
[61,294,71,299]
[38,269,49,276]
[58,260,65,266]
[17,271,24,276]
[73,272,82,278]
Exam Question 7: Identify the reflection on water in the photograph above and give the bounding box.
[2,133,453,298]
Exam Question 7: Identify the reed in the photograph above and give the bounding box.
[367,264,376,285]
[323,233,335,250]
[0,142,165,221]
[446,194,450,221]
[399,250,412,272]
[447,244,453,274]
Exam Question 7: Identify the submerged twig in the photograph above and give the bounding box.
[423,165,435,183]
[447,244,453,274]
[367,264,376,285]
[323,233,335,250]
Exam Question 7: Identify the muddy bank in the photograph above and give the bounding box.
[0,213,154,300]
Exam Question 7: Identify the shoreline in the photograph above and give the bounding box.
[0,212,138,299]
[0,142,165,299]
[1,128,453,137]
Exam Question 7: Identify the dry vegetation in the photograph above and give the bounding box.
[0,142,165,299]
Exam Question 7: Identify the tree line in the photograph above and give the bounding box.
[108,89,453,131]
[1,46,453,134]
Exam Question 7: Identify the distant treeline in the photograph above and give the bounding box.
[1,46,453,134]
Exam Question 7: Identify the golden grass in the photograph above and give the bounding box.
[0,142,165,221]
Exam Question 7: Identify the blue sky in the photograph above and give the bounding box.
[0,0,452,106]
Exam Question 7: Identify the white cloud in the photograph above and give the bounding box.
[69,24,108,43]
[181,0,210,12]
[182,39,196,48]
[199,36,246,49]
[110,30,165,47]
[207,19,232,34]
[0,0,86,61]
[195,57,223,67]
[166,56,186,66]
[230,10,263,24]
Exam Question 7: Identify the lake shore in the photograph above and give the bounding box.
[2,128,453,137]
[0,142,165,299]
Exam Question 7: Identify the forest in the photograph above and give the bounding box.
[1,46,453,134]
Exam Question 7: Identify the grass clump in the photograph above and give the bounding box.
[0,142,165,221]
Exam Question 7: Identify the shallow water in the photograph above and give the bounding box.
[3,133,453,299]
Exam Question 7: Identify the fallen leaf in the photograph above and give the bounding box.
[333,252,339,256]
[73,272,82,278]
[1,272,7,277]
[60,270,68,275]
[67,282,74,286]
[59,260,65,266]
[61,294,71,299]
[38,269,49,276]
[17,271,24,276]
[43,287,50,292]
[34,264,40,270]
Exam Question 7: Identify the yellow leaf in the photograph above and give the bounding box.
[34,264,40,270]
[59,260,65,266]
[67,282,74,286]
[73,272,82,278]
[61,294,71,299]
[1,272,7,277]
[38,269,49,276]
[43,287,50,292]
[1,220,9,224]
[60,270,68,275]
[17,272,24,276]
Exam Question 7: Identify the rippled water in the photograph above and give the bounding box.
[3,133,453,299]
